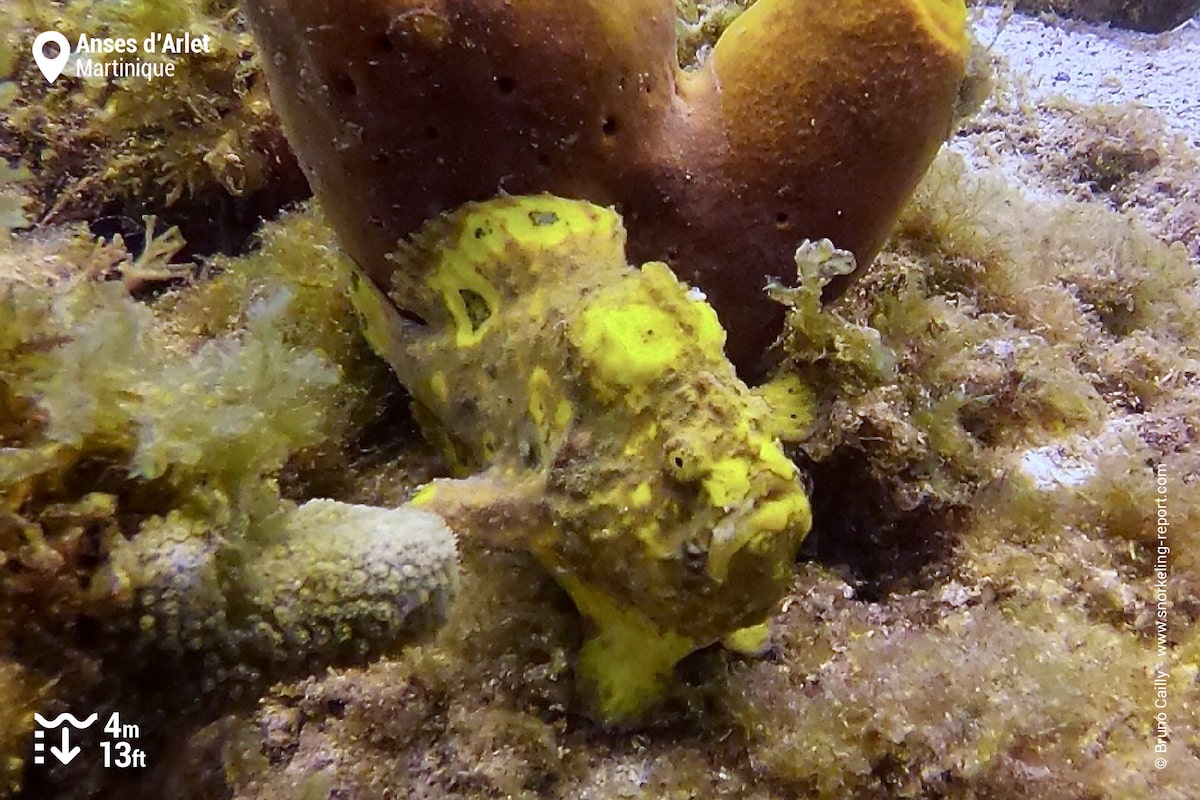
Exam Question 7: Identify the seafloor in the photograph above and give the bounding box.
[1,1,1198,799]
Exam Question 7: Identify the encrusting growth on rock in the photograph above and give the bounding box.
[350,195,813,721]
[242,0,969,376]
[102,498,458,697]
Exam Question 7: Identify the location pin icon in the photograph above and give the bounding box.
[33,32,71,83]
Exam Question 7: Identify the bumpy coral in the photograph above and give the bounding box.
[101,498,457,697]
[350,194,812,721]
[242,0,969,374]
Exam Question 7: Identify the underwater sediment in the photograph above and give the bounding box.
[1,0,1198,798]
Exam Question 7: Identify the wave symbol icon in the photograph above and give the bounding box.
[34,713,98,729]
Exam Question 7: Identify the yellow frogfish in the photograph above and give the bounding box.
[352,195,812,721]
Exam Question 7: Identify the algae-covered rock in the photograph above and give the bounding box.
[0,0,306,254]
[103,498,457,694]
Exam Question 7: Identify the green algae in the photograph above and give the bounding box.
[725,144,1200,796]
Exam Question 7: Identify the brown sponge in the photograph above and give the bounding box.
[243,0,968,376]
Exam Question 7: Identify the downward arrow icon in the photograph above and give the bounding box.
[50,728,80,765]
